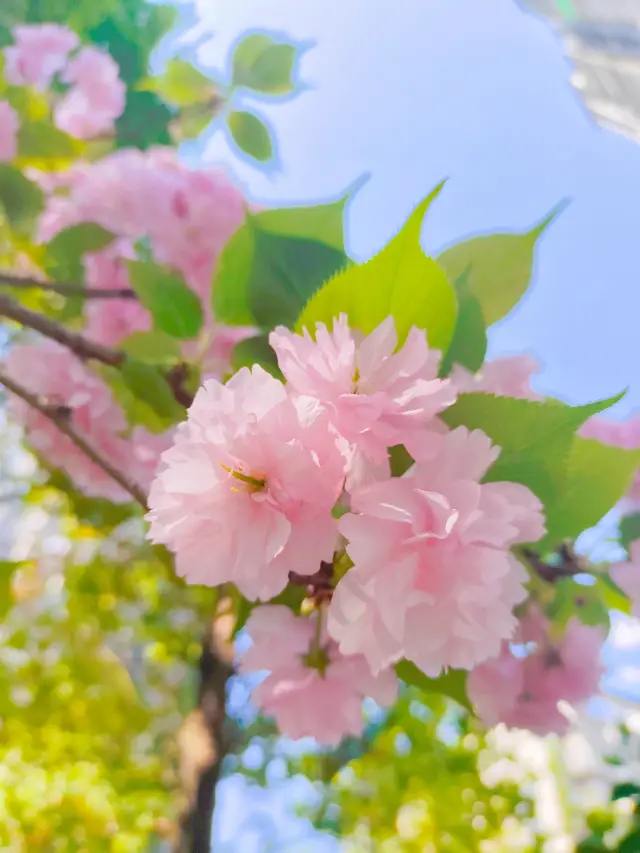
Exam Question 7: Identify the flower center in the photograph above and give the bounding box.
[221,464,266,493]
[302,645,331,676]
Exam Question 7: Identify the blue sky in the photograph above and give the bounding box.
[156,0,640,846]
[171,0,640,415]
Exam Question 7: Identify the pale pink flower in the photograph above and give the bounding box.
[0,101,19,162]
[4,24,78,90]
[148,164,247,291]
[4,341,168,502]
[55,47,126,139]
[579,414,640,508]
[146,367,346,600]
[451,354,542,400]
[328,427,545,676]
[270,316,456,470]
[468,612,604,734]
[35,151,247,301]
[610,540,640,618]
[83,242,151,346]
[239,605,398,745]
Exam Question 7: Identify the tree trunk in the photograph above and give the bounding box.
[174,608,235,853]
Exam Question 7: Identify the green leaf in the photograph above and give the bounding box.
[227,110,273,162]
[0,163,44,235]
[619,831,640,853]
[127,260,204,340]
[395,660,471,711]
[212,214,348,329]
[541,438,640,547]
[612,783,640,801]
[44,223,115,282]
[620,513,640,551]
[437,202,567,326]
[100,362,185,434]
[597,575,631,616]
[256,196,351,252]
[441,392,627,544]
[296,183,458,352]
[250,230,347,328]
[120,359,185,425]
[547,578,610,631]
[141,58,217,107]
[231,334,282,378]
[17,120,77,161]
[231,33,297,94]
[389,445,414,477]
[440,268,487,375]
[0,560,19,619]
[115,91,173,150]
[120,331,181,366]
[212,224,257,326]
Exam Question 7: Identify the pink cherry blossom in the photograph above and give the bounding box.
[239,605,398,745]
[328,427,545,676]
[468,612,604,734]
[610,540,640,618]
[270,315,456,469]
[450,354,542,400]
[54,47,126,139]
[4,341,168,502]
[83,243,151,346]
[579,414,640,508]
[35,149,247,302]
[4,24,78,90]
[146,367,346,600]
[0,101,19,162]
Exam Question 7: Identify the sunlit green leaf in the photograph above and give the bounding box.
[213,213,348,329]
[0,163,44,235]
[17,120,78,163]
[620,513,640,552]
[437,202,567,326]
[227,110,273,161]
[141,58,218,107]
[44,223,115,282]
[296,183,457,352]
[231,334,282,378]
[440,268,487,375]
[127,260,203,340]
[395,660,471,711]
[120,331,182,366]
[232,33,297,94]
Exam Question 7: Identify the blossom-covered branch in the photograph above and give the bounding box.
[0,292,124,366]
[0,368,148,509]
[0,272,136,300]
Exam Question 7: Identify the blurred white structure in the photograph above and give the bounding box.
[521,0,640,142]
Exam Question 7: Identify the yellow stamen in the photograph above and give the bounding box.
[221,464,266,492]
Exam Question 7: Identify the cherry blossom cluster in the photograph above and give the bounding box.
[6,147,254,500]
[2,24,125,140]
[4,341,169,502]
[146,315,598,744]
[468,607,604,735]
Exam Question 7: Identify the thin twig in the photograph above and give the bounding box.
[0,293,125,366]
[0,273,137,300]
[0,370,148,509]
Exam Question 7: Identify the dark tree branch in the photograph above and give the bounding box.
[521,543,586,584]
[175,609,235,853]
[0,370,148,510]
[0,272,136,300]
[0,292,125,366]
